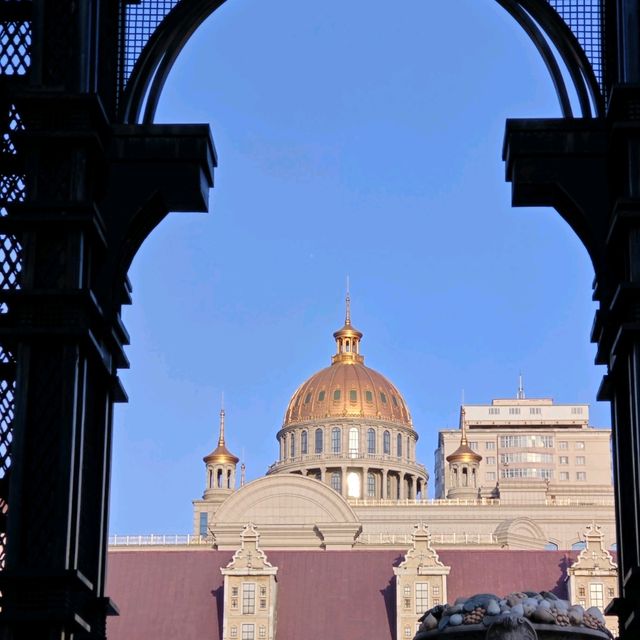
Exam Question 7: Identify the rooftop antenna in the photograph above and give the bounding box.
[517,373,525,399]
[345,275,351,325]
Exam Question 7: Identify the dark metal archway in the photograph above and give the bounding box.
[121,0,604,124]
[3,1,640,639]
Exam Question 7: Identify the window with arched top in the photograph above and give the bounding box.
[331,427,341,454]
[315,428,323,454]
[331,471,341,492]
[367,428,376,454]
[383,431,390,455]
[349,427,359,457]
[347,471,361,498]
[290,433,296,457]
[397,433,402,457]
[367,472,376,497]
[301,430,308,455]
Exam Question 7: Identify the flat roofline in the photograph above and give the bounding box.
[439,425,611,432]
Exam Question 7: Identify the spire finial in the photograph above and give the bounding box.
[345,275,351,326]
[460,407,468,445]
[218,394,226,447]
[517,373,525,399]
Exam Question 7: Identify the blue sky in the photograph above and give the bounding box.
[109,0,607,534]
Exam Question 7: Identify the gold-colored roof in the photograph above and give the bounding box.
[204,408,239,465]
[446,407,482,464]
[283,294,412,428]
[446,443,482,464]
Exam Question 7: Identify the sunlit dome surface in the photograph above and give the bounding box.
[283,296,412,429]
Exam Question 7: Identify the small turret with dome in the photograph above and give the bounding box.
[446,408,482,499]
[268,290,428,501]
[203,401,239,501]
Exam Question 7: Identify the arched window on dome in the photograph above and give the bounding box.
[208,468,213,488]
[290,433,296,458]
[331,427,341,454]
[367,472,376,497]
[367,428,376,454]
[347,471,360,498]
[331,471,342,493]
[301,430,308,455]
[397,433,402,458]
[349,427,359,458]
[383,431,390,455]
[315,428,323,454]
[217,468,223,489]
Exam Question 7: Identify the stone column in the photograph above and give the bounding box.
[382,469,388,499]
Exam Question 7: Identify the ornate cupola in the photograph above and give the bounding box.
[270,289,428,502]
[446,408,482,499]
[203,405,239,500]
[332,289,364,365]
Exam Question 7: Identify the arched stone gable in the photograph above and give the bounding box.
[214,475,359,524]
[494,517,547,550]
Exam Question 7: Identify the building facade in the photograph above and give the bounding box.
[193,302,615,552]
[434,397,613,503]
[106,300,620,640]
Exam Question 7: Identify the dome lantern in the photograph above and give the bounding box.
[332,288,364,365]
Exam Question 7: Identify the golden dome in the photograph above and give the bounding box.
[204,409,239,465]
[446,408,482,464]
[446,443,482,464]
[283,293,412,428]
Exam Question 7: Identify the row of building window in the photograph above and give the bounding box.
[301,389,400,407]
[486,407,584,415]
[474,440,586,451]
[576,583,614,609]
[229,625,266,639]
[230,584,268,614]
[481,454,585,465]
[400,583,440,614]
[329,470,382,497]
[283,428,411,458]
[484,470,587,481]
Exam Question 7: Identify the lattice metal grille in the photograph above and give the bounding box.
[0,20,31,76]
[546,0,604,91]
[0,101,24,572]
[0,104,25,315]
[122,0,179,85]
[0,29,28,571]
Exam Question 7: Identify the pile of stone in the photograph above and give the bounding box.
[418,591,611,637]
